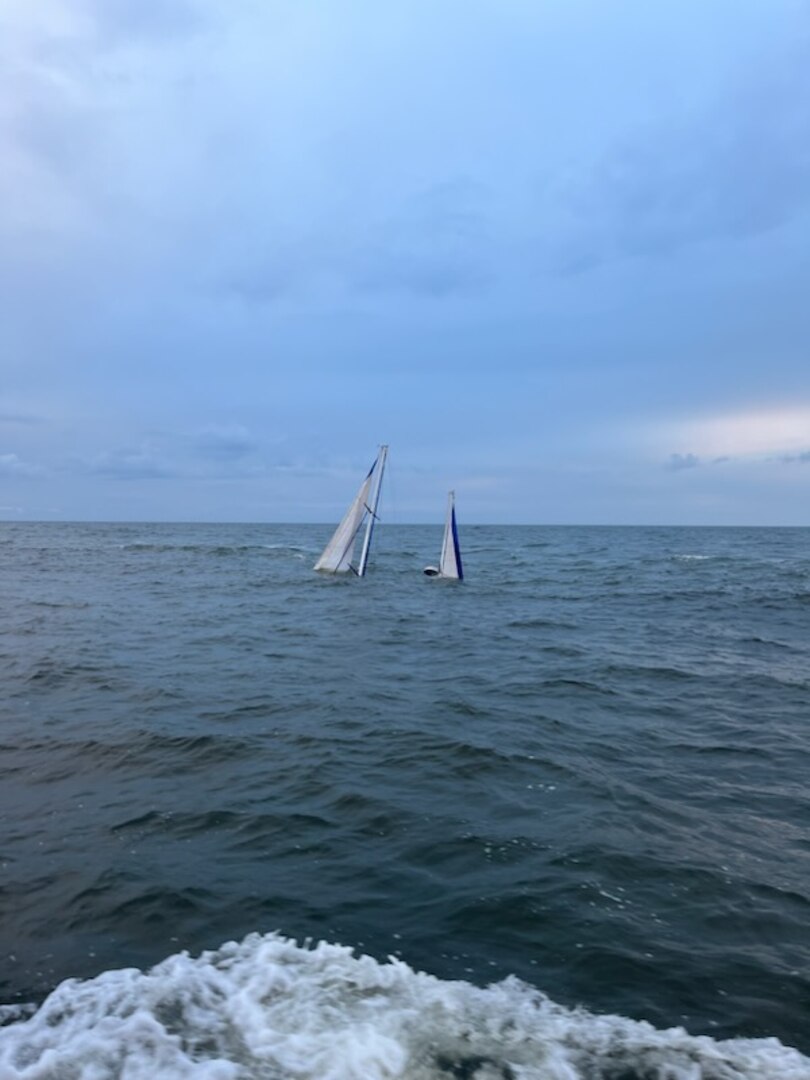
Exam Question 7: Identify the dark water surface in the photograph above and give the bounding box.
[1,523,809,1077]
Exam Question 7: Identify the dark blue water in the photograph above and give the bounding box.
[1,523,809,1078]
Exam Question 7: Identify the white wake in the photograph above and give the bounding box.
[1,933,808,1079]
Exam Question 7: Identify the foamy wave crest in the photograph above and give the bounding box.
[1,934,808,1080]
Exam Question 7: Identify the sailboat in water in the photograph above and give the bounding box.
[314,446,388,576]
[424,491,463,580]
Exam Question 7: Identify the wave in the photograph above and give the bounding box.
[119,542,311,557]
[1,933,807,1079]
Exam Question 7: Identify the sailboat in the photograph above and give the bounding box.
[314,446,388,576]
[424,491,464,580]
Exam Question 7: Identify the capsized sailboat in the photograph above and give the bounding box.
[424,490,463,580]
[314,446,388,576]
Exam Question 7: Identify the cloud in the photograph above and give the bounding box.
[667,452,700,470]
[0,412,43,426]
[81,0,205,46]
[347,181,494,297]
[0,452,44,477]
[226,180,494,303]
[655,406,810,461]
[1,3,809,525]
[194,425,257,460]
[225,244,311,305]
[552,46,810,272]
[0,12,111,251]
[0,0,213,268]
[78,447,173,480]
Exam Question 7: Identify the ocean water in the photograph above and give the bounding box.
[1,521,809,1080]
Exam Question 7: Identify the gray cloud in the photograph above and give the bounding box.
[0,0,209,270]
[227,181,494,303]
[226,245,309,305]
[0,413,43,426]
[667,453,701,470]
[553,48,810,272]
[347,181,494,297]
[81,0,205,46]
[8,114,99,204]
[77,448,173,480]
[0,452,44,477]
[194,425,257,460]
[2,2,809,524]
[58,432,270,484]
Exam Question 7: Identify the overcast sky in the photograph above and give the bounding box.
[2,0,809,524]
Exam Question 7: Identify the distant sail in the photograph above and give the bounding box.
[424,491,463,580]
[314,446,388,576]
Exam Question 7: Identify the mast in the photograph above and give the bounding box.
[357,444,388,577]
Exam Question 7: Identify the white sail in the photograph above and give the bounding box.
[438,491,463,579]
[314,447,387,575]
[425,491,464,579]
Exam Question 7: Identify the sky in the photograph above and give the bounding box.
[2,0,809,525]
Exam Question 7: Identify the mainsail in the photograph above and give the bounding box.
[314,446,388,576]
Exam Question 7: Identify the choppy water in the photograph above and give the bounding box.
[1,522,809,1079]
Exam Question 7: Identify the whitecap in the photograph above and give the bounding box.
[0,933,808,1080]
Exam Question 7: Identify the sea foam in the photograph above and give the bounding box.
[1,933,808,1080]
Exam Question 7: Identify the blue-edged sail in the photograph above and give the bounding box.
[314,446,388,576]
[424,491,463,580]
